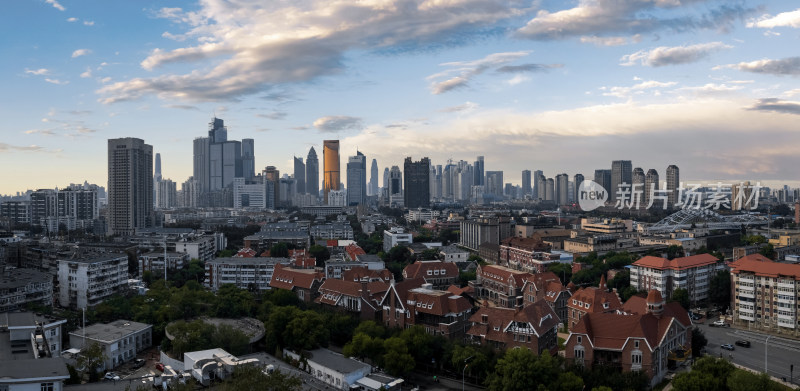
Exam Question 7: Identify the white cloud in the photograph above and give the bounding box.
[83,20,95,26]
[620,42,732,67]
[45,0,65,11]
[25,68,50,76]
[505,75,531,86]
[763,31,781,36]
[747,9,800,29]
[717,57,800,76]
[98,0,524,103]
[427,51,552,94]
[313,116,363,132]
[44,78,69,85]
[601,80,677,98]
[439,102,479,113]
[580,34,641,46]
[67,17,78,22]
[71,49,91,58]
[80,67,92,78]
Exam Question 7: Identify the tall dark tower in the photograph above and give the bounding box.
[108,137,153,236]
[294,156,306,194]
[306,147,319,197]
[369,159,379,196]
[404,157,431,209]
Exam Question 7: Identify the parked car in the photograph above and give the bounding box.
[690,312,702,321]
[711,320,728,327]
[735,340,751,348]
[721,344,735,351]
[104,372,120,381]
[156,362,165,372]
[133,358,146,368]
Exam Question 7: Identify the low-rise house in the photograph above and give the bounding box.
[521,272,571,323]
[0,358,69,391]
[440,245,470,263]
[269,264,325,302]
[317,279,389,320]
[284,348,372,390]
[0,312,66,359]
[70,319,153,369]
[566,276,622,330]
[470,264,532,309]
[466,300,560,355]
[380,281,473,339]
[565,290,692,387]
[402,260,459,290]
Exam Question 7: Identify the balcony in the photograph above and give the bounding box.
[778,296,796,305]
[778,282,796,290]
[739,314,755,322]
[738,276,755,283]
[778,317,796,329]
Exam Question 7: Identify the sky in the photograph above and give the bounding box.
[3,0,800,195]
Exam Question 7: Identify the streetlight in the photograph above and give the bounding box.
[765,335,773,374]
[462,355,474,391]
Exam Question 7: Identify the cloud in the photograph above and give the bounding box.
[439,101,479,113]
[601,80,677,98]
[313,116,363,132]
[747,98,800,115]
[580,34,642,46]
[516,0,754,41]
[99,1,524,103]
[621,42,732,67]
[72,49,91,58]
[44,78,69,85]
[428,51,539,94]
[25,68,50,75]
[0,143,48,152]
[505,75,530,86]
[718,57,800,76]
[80,67,92,78]
[67,17,78,22]
[673,83,744,96]
[83,20,95,26]
[45,0,65,11]
[496,63,562,73]
[747,8,800,28]
[256,112,287,120]
[163,104,200,111]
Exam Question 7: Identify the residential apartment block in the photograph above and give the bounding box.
[0,267,54,312]
[58,254,129,309]
[205,257,291,291]
[70,320,152,369]
[630,253,723,305]
[730,254,800,335]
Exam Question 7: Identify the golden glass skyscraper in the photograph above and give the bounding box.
[323,140,340,204]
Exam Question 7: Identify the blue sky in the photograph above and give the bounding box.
[3,0,800,194]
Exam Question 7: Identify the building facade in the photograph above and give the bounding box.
[730,254,800,335]
[630,254,724,305]
[204,257,291,291]
[70,320,152,369]
[108,137,154,236]
[323,140,340,204]
[404,157,431,209]
[58,255,129,309]
[0,268,54,312]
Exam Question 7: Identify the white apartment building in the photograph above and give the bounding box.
[205,257,291,291]
[383,227,412,252]
[70,320,152,369]
[58,255,129,309]
[310,223,354,240]
[629,253,724,305]
[138,252,191,278]
[405,209,441,223]
[0,268,54,312]
[730,254,800,335]
[233,177,267,209]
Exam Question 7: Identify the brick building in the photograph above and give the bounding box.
[380,279,473,339]
[521,272,571,323]
[466,300,560,355]
[566,276,622,330]
[470,264,531,309]
[402,260,459,290]
[269,264,325,302]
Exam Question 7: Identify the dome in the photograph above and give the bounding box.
[646,289,663,304]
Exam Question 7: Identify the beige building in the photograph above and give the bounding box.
[730,254,800,335]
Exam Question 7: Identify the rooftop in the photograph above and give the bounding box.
[0,267,51,290]
[632,253,720,270]
[71,320,151,343]
[59,254,127,264]
[207,257,290,265]
[307,348,370,374]
[0,357,69,381]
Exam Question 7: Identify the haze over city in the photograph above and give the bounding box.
[4,0,800,194]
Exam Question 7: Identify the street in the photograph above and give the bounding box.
[700,323,800,384]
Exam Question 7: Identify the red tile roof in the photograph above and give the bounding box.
[447,285,475,296]
[403,260,459,281]
[571,312,673,351]
[343,267,392,283]
[622,295,692,328]
[234,248,257,258]
[729,254,800,279]
[269,264,324,290]
[467,301,559,342]
[522,271,563,292]
[568,287,622,313]
[478,264,533,288]
[407,287,473,316]
[344,243,367,261]
[633,254,720,270]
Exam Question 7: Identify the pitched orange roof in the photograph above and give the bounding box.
[407,287,472,316]
[568,287,622,313]
[633,254,720,270]
[344,243,367,261]
[343,266,392,283]
[622,295,691,327]
[571,312,673,351]
[269,264,324,290]
[730,254,800,279]
[467,301,559,341]
[479,264,533,287]
[403,260,459,280]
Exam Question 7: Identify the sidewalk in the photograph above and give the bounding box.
[405,370,485,391]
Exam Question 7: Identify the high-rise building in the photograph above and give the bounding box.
[593,169,612,195]
[306,147,319,197]
[666,165,679,207]
[555,174,569,206]
[645,169,659,208]
[573,174,584,204]
[346,151,367,206]
[632,167,645,208]
[610,160,632,202]
[242,139,255,180]
[156,179,177,209]
[535,172,546,200]
[263,166,280,208]
[545,178,555,202]
[389,166,403,206]
[323,140,340,204]
[154,152,162,207]
[180,177,200,208]
[522,170,532,198]
[294,156,306,195]
[404,157,431,209]
[533,170,543,200]
[383,167,390,197]
[486,171,504,198]
[108,137,153,236]
[474,156,485,187]
[369,159,379,197]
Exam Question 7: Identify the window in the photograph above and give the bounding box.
[635,340,639,348]
[632,352,643,365]
[574,347,585,359]
[41,384,55,391]
[577,336,582,344]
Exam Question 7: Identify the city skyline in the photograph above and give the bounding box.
[4,1,800,194]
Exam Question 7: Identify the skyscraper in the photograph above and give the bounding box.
[294,156,306,194]
[645,169,659,208]
[404,157,431,209]
[610,160,632,202]
[474,156,484,187]
[594,169,612,194]
[389,166,403,206]
[555,173,569,206]
[533,170,543,200]
[535,172,546,200]
[346,151,367,206]
[263,166,280,207]
[383,167,390,197]
[573,174,584,204]
[323,140,340,204]
[522,170,532,198]
[632,167,645,207]
[306,147,319,197]
[369,159,379,197]
[485,171,504,198]
[154,152,162,207]
[108,137,153,236]
[242,139,255,180]
[192,117,252,198]
[545,178,555,202]
[666,165,679,207]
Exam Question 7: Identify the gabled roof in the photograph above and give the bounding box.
[622,295,692,328]
[343,266,392,283]
[447,285,475,296]
[344,243,366,261]
[317,279,362,298]
[633,253,720,270]
[269,264,324,290]
[522,271,563,293]
[407,287,473,316]
[478,264,533,288]
[234,248,257,258]
[378,277,426,310]
[467,301,559,342]
[568,287,622,313]
[730,254,800,279]
[403,260,459,280]
[571,312,678,352]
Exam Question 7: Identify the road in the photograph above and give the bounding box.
[700,323,800,384]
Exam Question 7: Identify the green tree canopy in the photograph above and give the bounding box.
[670,288,690,310]
[382,337,415,376]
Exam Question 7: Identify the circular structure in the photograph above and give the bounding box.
[165,317,265,344]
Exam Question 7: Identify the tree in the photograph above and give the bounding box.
[211,324,250,356]
[618,286,638,302]
[308,244,330,267]
[269,242,289,258]
[282,310,329,350]
[672,356,734,391]
[727,370,782,391]
[382,337,415,376]
[666,245,685,260]
[77,342,108,377]
[450,345,490,381]
[487,348,560,391]
[65,364,81,385]
[353,320,386,339]
[343,332,384,364]
[709,270,731,309]
[691,327,708,359]
[759,243,776,260]
[547,263,572,285]
[670,288,690,310]
[554,372,584,391]
[219,364,302,391]
[420,248,440,260]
